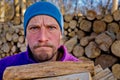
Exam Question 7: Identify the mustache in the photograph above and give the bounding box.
[33,43,54,49]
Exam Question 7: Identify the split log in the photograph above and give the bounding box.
[64,36,77,52]
[85,41,101,58]
[3,61,94,80]
[103,14,113,23]
[72,44,84,58]
[94,64,103,74]
[35,72,92,80]
[107,22,119,34]
[113,10,120,21]
[86,10,96,20]
[93,20,106,34]
[79,20,92,32]
[93,68,116,80]
[112,64,120,79]
[95,32,113,51]
[95,54,118,69]
[111,40,120,57]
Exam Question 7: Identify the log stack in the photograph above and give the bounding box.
[0,1,120,79]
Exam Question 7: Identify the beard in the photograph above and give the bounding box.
[30,43,58,62]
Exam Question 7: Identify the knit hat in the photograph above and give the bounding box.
[24,1,64,36]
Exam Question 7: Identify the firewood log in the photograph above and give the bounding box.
[5,32,12,41]
[68,31,76,37]
[80,36,89,46]
[76,30,85,40]
[93,68,116,80]
[107,22,119,34]
[12,33,19,42]
[93,20,106,33]
[64,14,73,22]
[111,40,120,57]
[85,41,101,58]
[18,36,24,43]
[3,61,94,80]
[80,34,97,47]
[116,31,120,40]
[113,10,120,21]
[80,20,92,32]
[95,54,118,69]
[64,36,77,52]
[69,20,77,29]
[95,32,113,51]
[64,22,69,29]
[96,14,103,20]
[86,10,96,20]
[112,64,120,79]
[73,44,84,58]
[103,14,113,23]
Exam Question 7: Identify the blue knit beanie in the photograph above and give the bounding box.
[24,1,64,36]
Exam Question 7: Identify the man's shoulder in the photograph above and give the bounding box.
[0,51,27,66]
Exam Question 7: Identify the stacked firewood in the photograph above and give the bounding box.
[0,23,26,58]
[63,10,120,79]
[0,1,120,79]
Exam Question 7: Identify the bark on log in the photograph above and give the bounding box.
[93,20,106,34]
[95,54,118,69]
[85,41,101,58]
[111,40,120,57]
[3,61,94,80]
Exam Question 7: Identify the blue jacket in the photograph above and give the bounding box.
[0,45,78,80]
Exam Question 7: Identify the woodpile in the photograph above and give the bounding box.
[63,10,120,80]
[0,1,120,79]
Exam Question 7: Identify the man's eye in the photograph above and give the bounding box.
[48,26,56,30]
[30,26,39,30]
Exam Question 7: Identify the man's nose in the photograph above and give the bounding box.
[38,27,48,42]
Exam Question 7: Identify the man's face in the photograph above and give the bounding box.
[26,15,62,62]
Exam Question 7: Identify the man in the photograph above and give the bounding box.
[0,1,79,80]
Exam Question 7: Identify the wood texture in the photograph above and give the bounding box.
[3,61,94,80]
